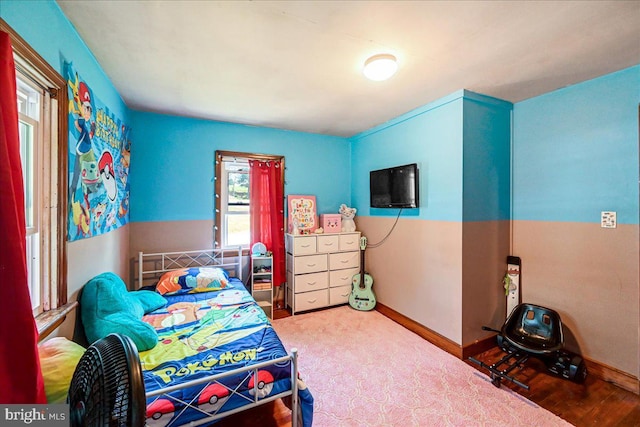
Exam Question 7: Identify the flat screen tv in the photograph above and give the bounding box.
[370,163,419,208]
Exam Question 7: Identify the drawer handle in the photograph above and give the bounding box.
[340,292,349,297]
[323,242,334,246]
[340,260,349,263]
[307,281,317,286]
[306,263,316,267]
[340,276,349,280]
[301,244,311,248]
[307,298,317,303]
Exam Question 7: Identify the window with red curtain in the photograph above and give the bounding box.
[0,29,46,404]
[249,159,285,303]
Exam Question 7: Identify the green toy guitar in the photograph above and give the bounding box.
[349,236,377,311]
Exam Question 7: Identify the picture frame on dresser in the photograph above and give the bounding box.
[285,231,361,314]
[287,195,317,234]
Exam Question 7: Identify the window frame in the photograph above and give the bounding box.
[214,150,284,251]
[17,76,45,314]
[1,19,69,318]
[18,96,40,234]
[219,159,250,248]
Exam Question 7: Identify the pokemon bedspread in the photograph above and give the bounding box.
[140,278,313,426]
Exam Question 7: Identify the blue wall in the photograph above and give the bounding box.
[0,0,128,120]
[129,111,351,222]
[350,92,464,221]
[4,0,637,228]
[1,0,351,227]
[462,94,512,222]
[350,90,512,222]
[513,65,639,224]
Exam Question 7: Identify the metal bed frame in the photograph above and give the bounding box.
[138,247,245,289]
[138,248,300,427]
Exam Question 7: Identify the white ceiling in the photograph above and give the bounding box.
[57,1,640,137]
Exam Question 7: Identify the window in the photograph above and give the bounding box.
[220,159,250,247]
[214,150,284,250]
[2,19,68,318]
[17,75,44,313]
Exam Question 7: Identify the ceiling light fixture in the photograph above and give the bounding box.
[363,54,398,81]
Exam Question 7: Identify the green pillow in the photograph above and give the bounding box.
[80,272,163,351]
[38,337,85,403]
[129,290,167,314]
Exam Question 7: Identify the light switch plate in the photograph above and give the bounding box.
[601,211,617,228]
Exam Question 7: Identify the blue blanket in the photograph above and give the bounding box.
[140,278,313,426]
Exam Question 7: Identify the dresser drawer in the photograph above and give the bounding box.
[287,235,317,255]
[295,289,329,312]
[329,285,351,306]
[316,235,339,253]
[329,267,359,288]
[294,271,329,293]
[329,251,359,270]
[339,233,360,251]
[293,254,327,274]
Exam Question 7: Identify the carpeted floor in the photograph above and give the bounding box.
[273,305,573,427]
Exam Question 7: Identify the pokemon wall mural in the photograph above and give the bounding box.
[67,64,131,241]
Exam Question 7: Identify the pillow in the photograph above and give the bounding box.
[155,267,229,295]
[129,290,167,314]
[38,337,85,403]
[81,272,160,351]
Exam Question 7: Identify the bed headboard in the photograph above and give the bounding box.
[137,247,243,289]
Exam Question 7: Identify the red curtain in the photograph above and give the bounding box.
[249,159,285,289]
[0,31,46,403]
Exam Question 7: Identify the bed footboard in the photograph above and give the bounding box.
[145,348,299,427]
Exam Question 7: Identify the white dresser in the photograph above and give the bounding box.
[286,232,360,314]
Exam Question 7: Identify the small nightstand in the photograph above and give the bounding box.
[251,255,273,319]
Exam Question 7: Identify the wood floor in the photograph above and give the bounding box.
[469,347,640,427]
[219,308,640,427]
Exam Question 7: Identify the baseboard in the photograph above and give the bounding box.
[375,303,639,395]
[461,334,498,360]
[583,356,639,394]
[375,303,462,358]
[375,303,496,360]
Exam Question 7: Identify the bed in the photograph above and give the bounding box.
[136,248,313,427]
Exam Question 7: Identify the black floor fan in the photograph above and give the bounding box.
[68,333,146,427]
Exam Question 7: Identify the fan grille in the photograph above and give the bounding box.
[68,334,145,427]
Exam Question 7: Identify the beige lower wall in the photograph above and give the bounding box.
[357,216,639,378]
[462,220,511,345]
[129,220,215,285]
[356,216,463,344]
[127,217,639,378]
[357,217,510,346]
[54,224,130,339]
[129,219,215,256]
[513,220,639,377]
[67,224,131,290]
[128,220,251,287]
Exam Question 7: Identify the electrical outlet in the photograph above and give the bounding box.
[601,211,616,228]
